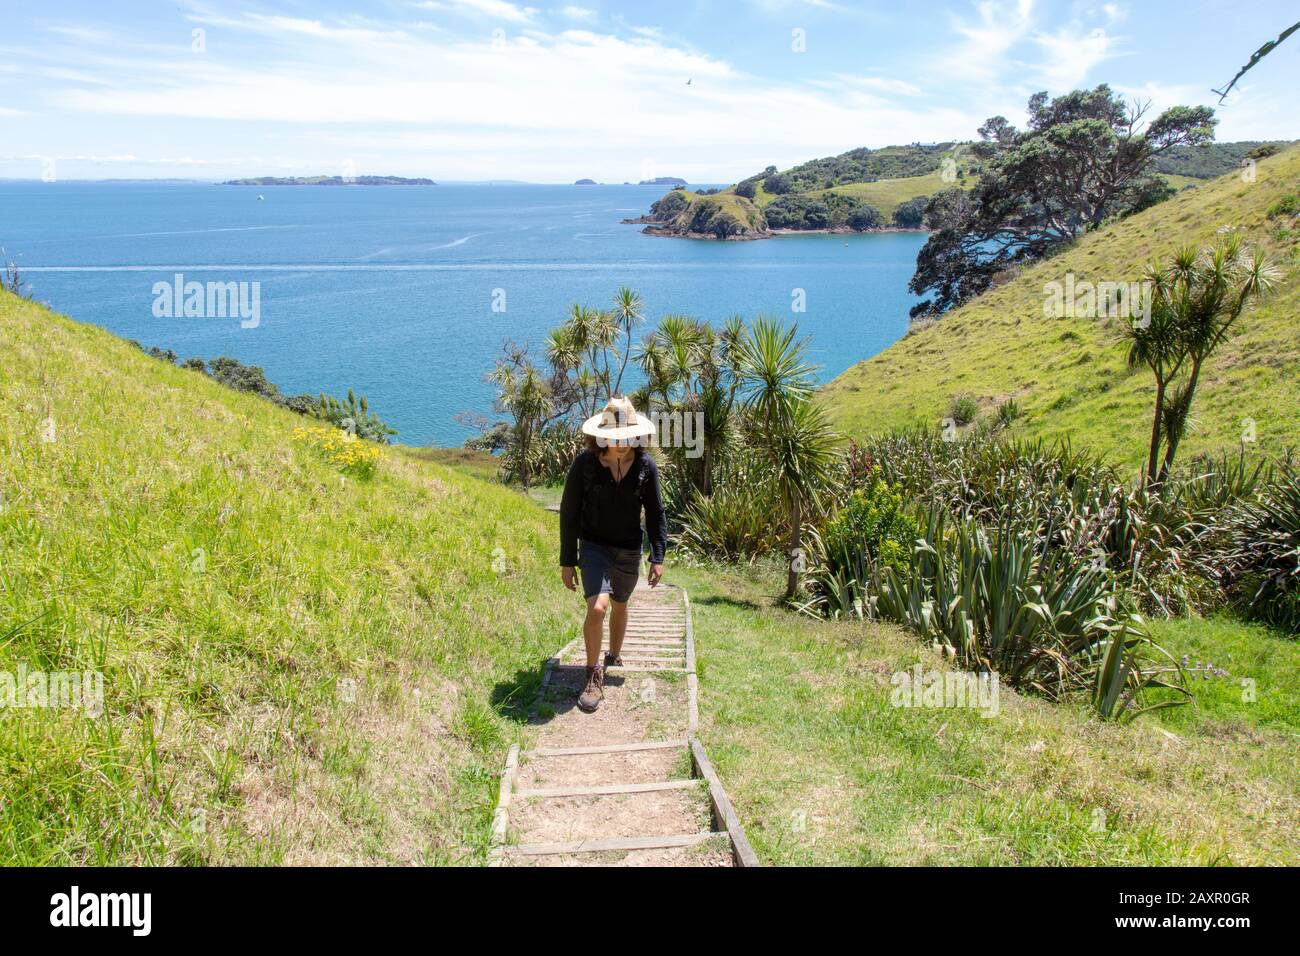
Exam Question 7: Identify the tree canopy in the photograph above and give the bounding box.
[909,85,1216,318]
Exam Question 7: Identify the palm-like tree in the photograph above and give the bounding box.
[1122,252,1191,487]
[490,350,552,489]
[610,286,645,395]
[1153,238,1276,484]
[735,316,836,600]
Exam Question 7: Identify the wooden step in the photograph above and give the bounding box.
[505,831,725,857]
[526,739,687,758]
[515,778,700,799]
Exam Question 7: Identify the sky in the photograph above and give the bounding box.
[1,0,1297,182]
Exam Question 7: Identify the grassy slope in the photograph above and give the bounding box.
[822,145,1300,469]
[0,291,576,864]
[677,562,1298,865]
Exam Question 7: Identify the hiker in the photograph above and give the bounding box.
[559,396,667,713]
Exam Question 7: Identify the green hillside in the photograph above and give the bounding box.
[3,274,1297,867]
[823,144,1300,470]
[0,293,576,864]
[1154,141,1293,180]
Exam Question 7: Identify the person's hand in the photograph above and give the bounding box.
[561,566,577,591]
[648,563,664,587]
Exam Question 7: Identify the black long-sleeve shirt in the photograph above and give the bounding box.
[559,450,667,566]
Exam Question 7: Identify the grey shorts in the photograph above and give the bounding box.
[578,540,641,603]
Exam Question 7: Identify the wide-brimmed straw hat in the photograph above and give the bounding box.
[581,395,655,442]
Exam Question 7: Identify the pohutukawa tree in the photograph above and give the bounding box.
[910,85,1217,317]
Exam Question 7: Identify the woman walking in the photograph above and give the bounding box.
[559,396,667,713]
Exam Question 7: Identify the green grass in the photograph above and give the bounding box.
[403,446,500,483]
[1161,173,1203,191]
[822,144,1300,470]
[806,148,981,220]
[808,172,953,220]
[672,561,1299,865]
[0,292,578,864]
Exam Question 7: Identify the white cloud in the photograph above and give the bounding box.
[33,9,991,181]
[1032,25,1122,89]
[1101,4,1127,26]
[413,0,539,24]
[29,2,1217,181]
[941,0,1037,81]
[829,74,924,97]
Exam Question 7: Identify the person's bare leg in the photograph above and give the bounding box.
[608,599,628,659]
[584,594,609,667]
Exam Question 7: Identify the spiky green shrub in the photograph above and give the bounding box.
[312,388,397,444]
[677,480,786,561]
[844,431,1261,617]
[867,509,1189,718]
[1226,464,1300,632]
[500,421,581,487]
[994,398,1022,428]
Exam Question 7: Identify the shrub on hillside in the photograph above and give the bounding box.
[1225,464,1300,632]
[892,196,928,229]
[816,505,1190,720]
[994,398,1022,428]
[847,203,884,231]
[677,480,786,562]
[1267,194,1298,219]
[949,394,978,425]
[821,471,917,576]
[135,345,397,443]
[842,432,1262,618]
[803,471,919,617]
[499,421,581,487]
[649,190,689,220]
[763,173,792,194]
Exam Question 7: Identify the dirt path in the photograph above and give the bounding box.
[490,581,755,867]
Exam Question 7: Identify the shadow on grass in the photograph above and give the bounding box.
[489,665,544,724]
[693,595,761,611]
[492,658,632,726]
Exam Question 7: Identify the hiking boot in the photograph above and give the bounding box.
[577,665,604,713]
[604,652,623,668]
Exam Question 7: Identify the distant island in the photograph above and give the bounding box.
[574,176,685,186]
[223,175,437,186]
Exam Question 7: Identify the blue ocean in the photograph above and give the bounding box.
[1,181,925,446]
